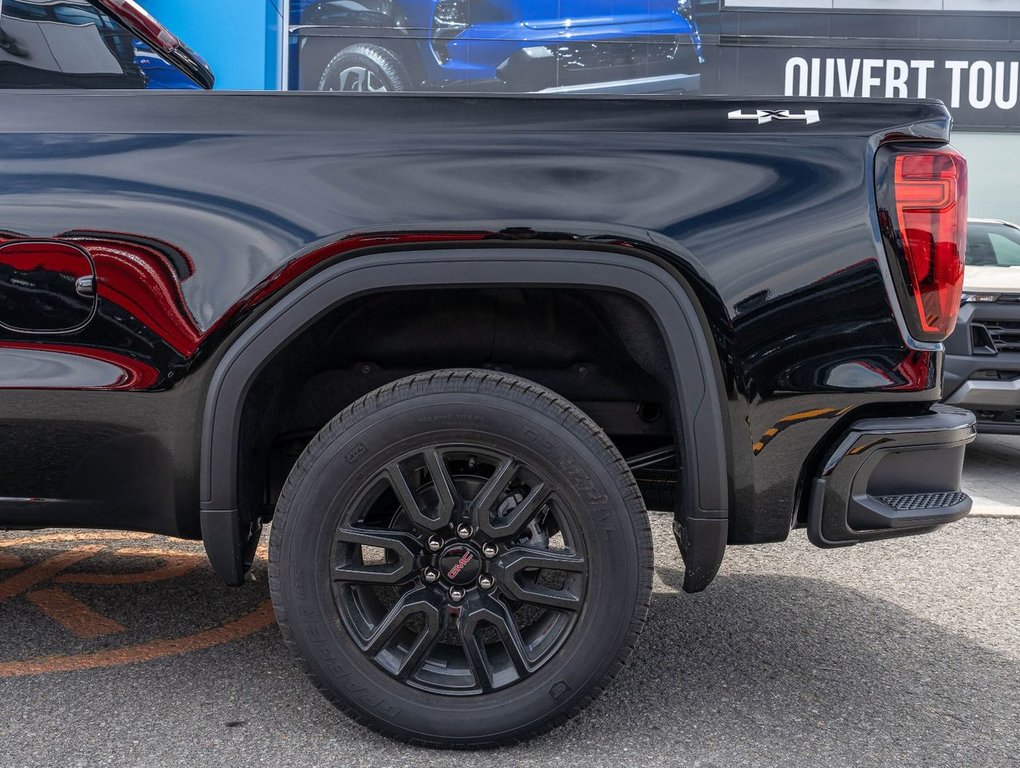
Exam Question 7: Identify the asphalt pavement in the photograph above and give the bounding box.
[0,438,1017,768]
[963,434,1020,517]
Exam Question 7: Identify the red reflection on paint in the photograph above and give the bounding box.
[1,341,159,390]
[890,351,934,392]
[240,231,493,313]
[0,241,92,276]
[66,235,202,356]
[213,231,496,335]
[1,229,505,390]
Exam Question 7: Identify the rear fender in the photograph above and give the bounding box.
[200,247,731,587]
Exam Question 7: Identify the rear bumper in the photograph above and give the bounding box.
[807,405,977,548]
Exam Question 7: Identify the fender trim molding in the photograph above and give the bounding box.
[200,248,730,582]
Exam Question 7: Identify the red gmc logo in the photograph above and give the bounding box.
[446,551,474,581]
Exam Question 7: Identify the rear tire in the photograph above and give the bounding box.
[317,44,410,92]
[269,370,653,747]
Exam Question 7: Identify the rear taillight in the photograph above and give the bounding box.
[879,146,968,342]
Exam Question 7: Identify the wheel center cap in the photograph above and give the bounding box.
[439,545,481,586]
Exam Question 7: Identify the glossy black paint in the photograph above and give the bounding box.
[0,0,145,89]
[0,0,213,90]
[0,91,953,544]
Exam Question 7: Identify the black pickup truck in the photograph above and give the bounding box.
[0,0,976,749]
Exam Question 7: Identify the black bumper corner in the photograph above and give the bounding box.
[808,405,977,548]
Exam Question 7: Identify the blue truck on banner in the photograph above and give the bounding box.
[288,0,705,94]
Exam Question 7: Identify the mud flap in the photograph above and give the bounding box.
[674,516,727,594]
[201,508,262,586]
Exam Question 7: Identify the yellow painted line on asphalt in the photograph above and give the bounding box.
[0,546,103,602]
[0,532,153,548]
[0,531,277,676]
[0,600,276,678]
[26,587,127,639]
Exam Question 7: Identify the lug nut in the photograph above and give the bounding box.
[481,542,498,559]
[455,523,473,540]
[478,574,495,590]
[426,535,444,552]
[423,567,440,584]
[449,586,466,602]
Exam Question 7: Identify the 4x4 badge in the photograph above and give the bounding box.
[728,109,821,126]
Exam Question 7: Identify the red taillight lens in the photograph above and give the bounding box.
[892,149,968,341]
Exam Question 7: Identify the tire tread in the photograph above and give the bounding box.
[269,369,652,748]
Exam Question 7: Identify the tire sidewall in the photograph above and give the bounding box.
[273,390,645,743]
[318,44,408,92]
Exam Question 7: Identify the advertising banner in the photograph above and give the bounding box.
[702,1,1020,131]
[288,0,1020,131]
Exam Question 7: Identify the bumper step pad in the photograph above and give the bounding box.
[808,406,976,548]
[879,491,967,512]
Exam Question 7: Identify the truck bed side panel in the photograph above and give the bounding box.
[0,93,950,540]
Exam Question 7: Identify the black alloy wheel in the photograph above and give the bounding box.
[331,443,588,694]
[270,370,652,747]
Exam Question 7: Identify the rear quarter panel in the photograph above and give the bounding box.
[0,92,949,541]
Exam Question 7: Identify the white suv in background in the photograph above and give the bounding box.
[944,219,1020,433]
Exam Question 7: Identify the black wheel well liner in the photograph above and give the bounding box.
[199,248,730,584]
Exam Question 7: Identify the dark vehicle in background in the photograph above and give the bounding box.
[290,0,705,93]
[944,219,1020,433]
[0,0,209,88]
[0,0,977,750]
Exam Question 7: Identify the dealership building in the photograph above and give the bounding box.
[137,0,1019,221]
